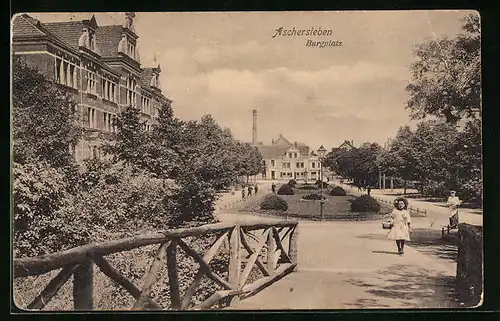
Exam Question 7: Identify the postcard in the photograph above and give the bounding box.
[11,11,482,311]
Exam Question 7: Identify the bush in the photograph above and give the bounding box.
[288,179,297,187]
[13,162,175,258]
[329,186,347,196]
[350,195,381,213]
[277,184,294,195]
[315,179,322,185]
[298,185,318,190]
[303,193,326,200]
[260,194,288,211]
[13,162,71,257]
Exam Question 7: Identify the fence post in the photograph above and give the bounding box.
[73,260,93,310]
[167,241,181,310]
[288,225,299,271]
[267,228,277,273]
[228,225,241,305]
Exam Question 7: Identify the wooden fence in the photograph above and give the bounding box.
[13,220,299,311]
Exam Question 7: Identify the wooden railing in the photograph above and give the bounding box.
[13,220,299,311]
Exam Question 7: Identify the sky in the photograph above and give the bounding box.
[28,11,475,151]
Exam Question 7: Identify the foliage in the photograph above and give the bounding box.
[303,193,326,200]
[324,143,382,187]
[405,13,480,124]
[277,184,294,195]
[329,186,347,196]
[102,105,147,167]
[288,179,297,187]
[379,119,481,200]
[350,195,381,213]
[13,161,174,258]
[12,162,70,257]
[297,185,318,190]
[260,194,288,211]
[12,55,82,168]
[169,175,219,226]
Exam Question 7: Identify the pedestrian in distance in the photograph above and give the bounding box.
[254,184,258,194]
[248,185,253,196]
[367,185,371,196]
[447,190,462,229]
[241,188,246,200]
[387,197,412,255]
[271,183,276,194]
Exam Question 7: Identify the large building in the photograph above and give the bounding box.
[255,134,323,182]
[12,12,172,161]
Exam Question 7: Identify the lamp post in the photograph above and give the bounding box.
[317,145,327,221]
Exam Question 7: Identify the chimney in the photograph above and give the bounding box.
[252,109,257,145]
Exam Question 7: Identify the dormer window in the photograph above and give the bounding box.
[78,27,96,51]
[118,34,137,60]
[150,73,160,88]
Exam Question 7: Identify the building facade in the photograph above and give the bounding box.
[255,135,323,182]
[12,12,172,161]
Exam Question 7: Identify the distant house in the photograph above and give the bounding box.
[255,134,322,181]
[330,140,356,153]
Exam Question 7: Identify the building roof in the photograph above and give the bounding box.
[140,67,154,87]
[331,140,356,152]
[12,14,47,38]
[256,135,310,158]
[95,25,122,57]
[43,21,86,51]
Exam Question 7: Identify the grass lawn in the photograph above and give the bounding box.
[239,185,393,219]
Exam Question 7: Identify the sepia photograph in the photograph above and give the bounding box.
[11,10,482,311]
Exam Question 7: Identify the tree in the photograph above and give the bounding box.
[12,55,82,168]
[405,13,480,124]
[103,105,147,167]
[236,142,265,183]
[324,143,382,187]
[379,126,419,194]
[142,102,185,179]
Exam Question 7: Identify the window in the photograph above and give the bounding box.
[294,152,297,158]
[126,77,137,106]
[127,43,136,59]
[86,71,97,95]
[312,162,316,168]
[103,112,115,132]
[101,78,117,102]
[55,58,77,88]
[296,162,300,168]
[141,96,151,114]
[87,107,96,128]
[271,160,275,166]
[301,162,304,168]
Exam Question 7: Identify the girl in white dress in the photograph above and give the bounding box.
[387,197,412,255]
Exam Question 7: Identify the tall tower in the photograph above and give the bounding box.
[252,109,257,145]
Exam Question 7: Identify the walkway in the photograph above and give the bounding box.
[214,180,463,309]
[224,217,460,309]
[337,181,483,228]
